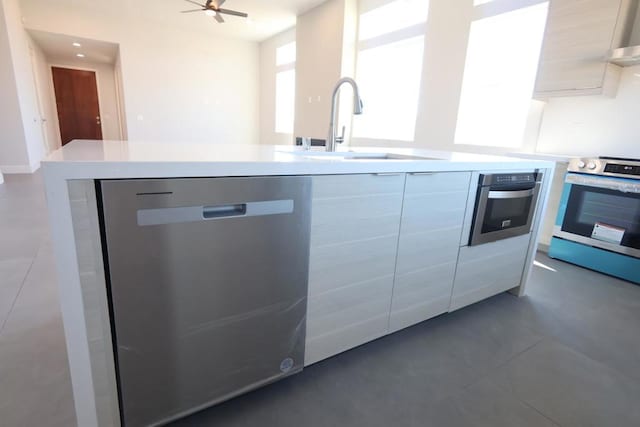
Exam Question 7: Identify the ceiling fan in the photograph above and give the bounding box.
[180,0,248,23]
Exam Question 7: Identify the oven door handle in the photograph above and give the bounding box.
[488,189,535,199]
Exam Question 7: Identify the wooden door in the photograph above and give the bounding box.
[51,67,102,145]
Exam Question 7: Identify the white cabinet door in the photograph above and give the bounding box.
[534,0,633,97]
[450,234,531,311]
[389,172,471,333]
[305,174,404,365]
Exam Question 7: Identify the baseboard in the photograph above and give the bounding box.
[1,161,40,174]
[537,242,550,253]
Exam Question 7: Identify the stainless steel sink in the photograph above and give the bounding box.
[284,151,442,161]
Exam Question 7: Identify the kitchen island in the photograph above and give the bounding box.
[42,140,555,427]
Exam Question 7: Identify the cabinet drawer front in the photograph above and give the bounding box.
[395,230,460,276]
[389,172,471,332]
[306,174,404,364]
[306,276,393,340]
[312,174,405,199]
[401,193,468,235]
[309,235,399,296]
[404,171,471,195]
[311,193,403,246]
[389,261,456,333]
[450,234,530,311]
[305,314,389,366]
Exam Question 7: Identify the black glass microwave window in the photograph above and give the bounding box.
[481,194,533,233]
[562,184,640,250]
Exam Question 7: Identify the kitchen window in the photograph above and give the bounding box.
[352,0,429,141]
[454,0,548,148]
[275,42,296,134]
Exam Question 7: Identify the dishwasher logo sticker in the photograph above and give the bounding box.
[280,357,294,373]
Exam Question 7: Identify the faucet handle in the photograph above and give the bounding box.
[335,125,346,144]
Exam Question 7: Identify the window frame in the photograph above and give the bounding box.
[453,0,549,149]
[351,0,429,143]
[274,42,296,135]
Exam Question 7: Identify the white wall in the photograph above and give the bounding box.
[536,65,640,158]
[20,0,260,145]
[409,0,475,152]
[114,52,128,140]
[294,0,347,140]
[47,60,122,143]
[259,28,296,145]
[0,0,46,172]
[29,38,58,152]
[0,0,30,171]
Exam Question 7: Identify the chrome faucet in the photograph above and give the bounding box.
[326,77,363,152]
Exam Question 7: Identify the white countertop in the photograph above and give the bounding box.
[42,140,555,179]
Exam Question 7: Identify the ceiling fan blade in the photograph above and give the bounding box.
[180,9,205,13]
[213,0,226,7]
[217,8,248,18]
[214,13,225,23]
[184,0,206,8]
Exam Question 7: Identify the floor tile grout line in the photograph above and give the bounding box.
[461,335,565,427]
[457,334,546,395]
[518,395,565,427]
[0,243,42,335]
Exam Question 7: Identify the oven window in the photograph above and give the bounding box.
[562,184,640,250]
[481,195,533,233]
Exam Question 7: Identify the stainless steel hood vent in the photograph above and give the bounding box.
[607,45,640,66]
[608,0,640,66]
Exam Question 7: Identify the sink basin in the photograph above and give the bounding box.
[284,151,441,161]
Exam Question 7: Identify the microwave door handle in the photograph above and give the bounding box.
[488,189,535,199]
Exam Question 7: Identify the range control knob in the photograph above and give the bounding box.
[577,161,586,168]
[587,162,597,170]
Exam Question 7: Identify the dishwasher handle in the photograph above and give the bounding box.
[203,204,247,219]
[137,200,294,226]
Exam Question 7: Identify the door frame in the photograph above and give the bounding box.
[28,45,50,155]
[49,64,107,146]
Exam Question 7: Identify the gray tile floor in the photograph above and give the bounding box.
[1,172,639,427]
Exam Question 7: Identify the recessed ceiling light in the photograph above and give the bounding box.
[204,9,216,16]
[76,53,85,58]
[72,42,81,47]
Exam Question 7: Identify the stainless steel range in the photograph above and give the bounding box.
[549,156,640,284]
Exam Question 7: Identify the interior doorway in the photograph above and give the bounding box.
[51,66,103,145]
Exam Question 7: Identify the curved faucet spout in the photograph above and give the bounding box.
[326,77,363,152]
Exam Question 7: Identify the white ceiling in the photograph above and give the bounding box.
[21,0,329,42]
[28,30,120,65]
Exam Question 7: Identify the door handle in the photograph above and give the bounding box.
[488,189,535,199]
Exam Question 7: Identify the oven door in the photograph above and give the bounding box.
[554,173,640,258]
[470,182,541,246]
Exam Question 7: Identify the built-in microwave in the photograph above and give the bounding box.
[469,171,543,246]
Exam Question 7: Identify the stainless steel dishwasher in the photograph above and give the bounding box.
[98,176,311,427]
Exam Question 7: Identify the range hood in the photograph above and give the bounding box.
[608,0,640,66]
[608,45,640,66]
